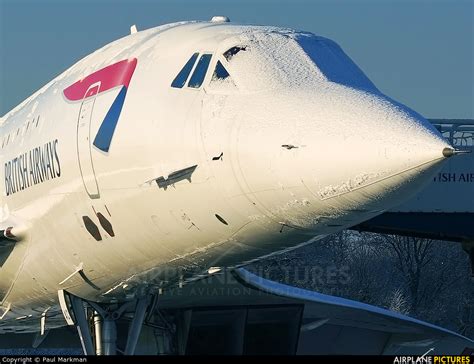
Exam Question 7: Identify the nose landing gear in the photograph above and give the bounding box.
[58,290,154,355]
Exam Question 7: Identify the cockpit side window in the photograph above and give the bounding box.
[223,46,246,61]
[212,61,230,80]
[188,54,212,88]
[171,53,199,88]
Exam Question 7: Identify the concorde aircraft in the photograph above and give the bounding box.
[0,17,470,355]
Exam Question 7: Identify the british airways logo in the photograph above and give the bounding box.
[4,140,61,197]
[63,58,138,152]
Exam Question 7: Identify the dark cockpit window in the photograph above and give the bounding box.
[296,35,379,94]
[223,46,246,61]
[188,54,213,88]
[212,61,230,80]
[171,53,199,88]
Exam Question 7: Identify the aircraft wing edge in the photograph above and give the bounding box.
[233,268,474,344]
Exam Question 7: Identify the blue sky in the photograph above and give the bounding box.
[0,0,472,118]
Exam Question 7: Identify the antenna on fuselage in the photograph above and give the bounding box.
[210,16,230,23]
[130,24,138,34]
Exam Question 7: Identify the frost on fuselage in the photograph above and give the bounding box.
[215,30,378,95]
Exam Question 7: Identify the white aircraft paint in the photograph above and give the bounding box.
[0,20,451,331]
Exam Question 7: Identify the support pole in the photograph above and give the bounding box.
[69,294,94,355]
[462,241,474,278]
[102,317,117,355]
[58,290,158,355]
[32,330,49,349]
[469,248,474,278]
[93,312,104,355]
[176,309,192,355]
[125,296,151,355]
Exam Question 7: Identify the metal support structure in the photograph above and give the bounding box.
[176,309,192,355]
[32,330,50,349]
[462,241,474,278]
[102,317,117,355]
[125,295,152,355]
[469,248,474,278]
[93,312,103,355]
[69,294,95,355]
[58,289,154,355]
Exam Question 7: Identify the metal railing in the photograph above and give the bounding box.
[429,119,474,148]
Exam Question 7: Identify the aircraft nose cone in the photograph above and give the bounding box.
[231,91,452,231]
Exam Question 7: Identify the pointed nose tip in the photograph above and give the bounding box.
[442,147,471,158]
[443,147,456,158]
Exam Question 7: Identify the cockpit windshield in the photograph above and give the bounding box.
[220,33,322,92]
[295,34,379,94]
[214,32,379,94]
[170,32,379,94]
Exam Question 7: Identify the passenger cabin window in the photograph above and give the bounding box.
[171,53,199,88]
[188,54,212,88]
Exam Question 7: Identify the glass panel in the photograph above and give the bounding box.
[223,46,246,61]
[188,54,212,88]
[171,53,199,88]
[296,35,379,93]
[212,61,230,80]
